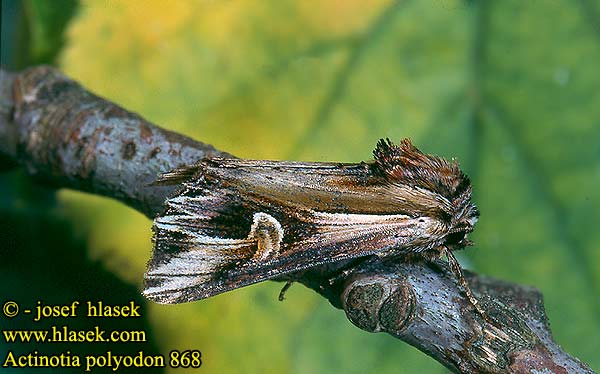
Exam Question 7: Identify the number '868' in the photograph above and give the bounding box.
[169,350,202,368]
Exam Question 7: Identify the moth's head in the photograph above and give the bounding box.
[444,195,479,250]
[373,138,479,250]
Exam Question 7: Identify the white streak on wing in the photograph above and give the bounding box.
[149,249,224,276]
[154,220,184,232]
[145,244,240,298]
[188,234,250,245]
[308,211,411,225]
[155,214,207,226]
[301,211,427,247]
[166,195,216,217]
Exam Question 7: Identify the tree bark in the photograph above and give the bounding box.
[0,66,593,374]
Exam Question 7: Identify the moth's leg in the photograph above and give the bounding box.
[278,281,293,301]
[276,271,308,301]
[248,212,284,261]
[443,248,491,323]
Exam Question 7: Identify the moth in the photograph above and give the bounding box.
[143,139,483,316]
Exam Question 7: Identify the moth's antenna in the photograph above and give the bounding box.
[443,247,490,323]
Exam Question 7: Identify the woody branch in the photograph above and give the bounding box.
[0,66,592,374]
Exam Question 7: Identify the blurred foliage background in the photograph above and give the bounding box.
[2,0,600,372]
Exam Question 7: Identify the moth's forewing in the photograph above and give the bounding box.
[144,159,448,304]
[206,159,455,216]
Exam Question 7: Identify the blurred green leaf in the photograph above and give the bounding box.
[57,0,600,372]
[24,0,78,64]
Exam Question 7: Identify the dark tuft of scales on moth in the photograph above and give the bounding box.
[372,138,470,201]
